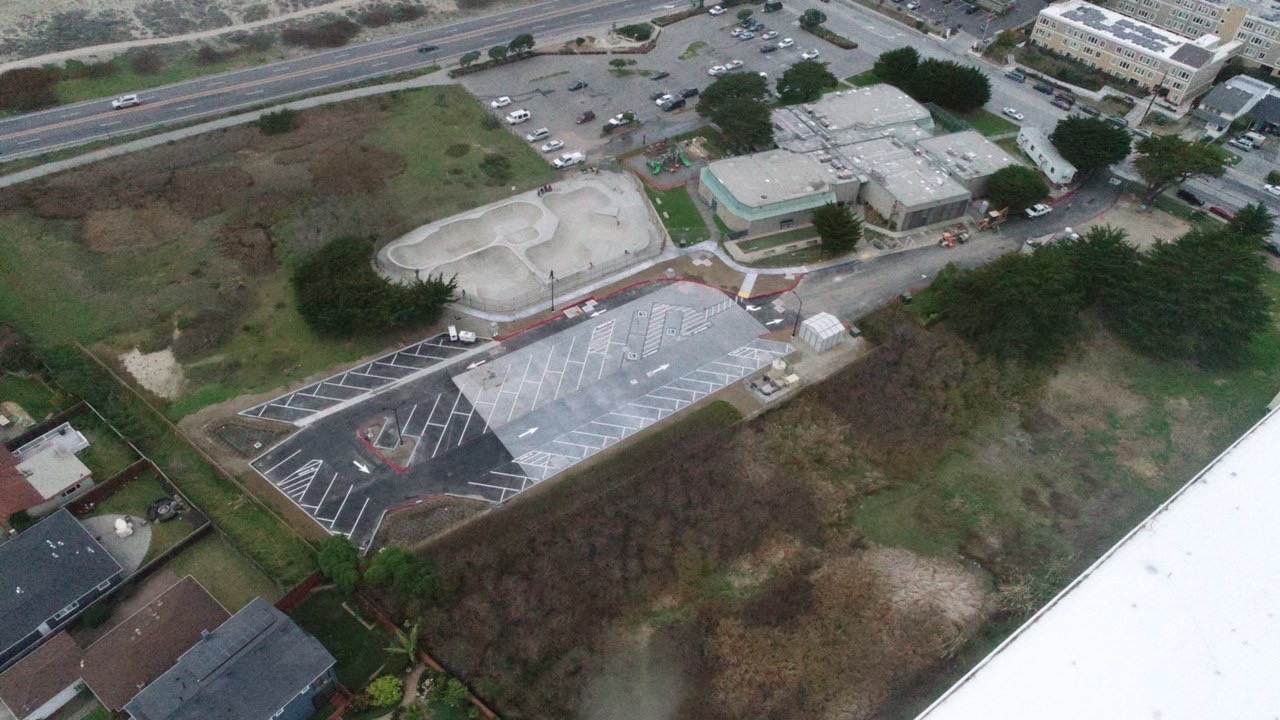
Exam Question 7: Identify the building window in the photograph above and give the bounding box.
[52,601,80,622]
[96,579,112,591]
[60,483,82,498]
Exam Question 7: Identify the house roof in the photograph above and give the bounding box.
[81,577,230,711]
[913,407,1280,720]
[0,447,42,521]
[1169,43,1213,68]
[1252,95,1280,125]
[124,598,335,720]
[12,424,91,499]
[0,632,82,719]
[1199,84,1254,116]
[0,509,122,661]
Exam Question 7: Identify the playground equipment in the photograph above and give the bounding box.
[647,141,693,175]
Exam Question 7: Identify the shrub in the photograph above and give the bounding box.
[445,143,471,157]
[0,67,60,111]
[318,536,360,593]
[242,3,270,22]
[1268,170,1280,185]
[128,49,164,75]
[365,547,439,601]
[480,114,500,130]
[257,108,299,135]
[479,154,511,183]
[609,58,628,68]
[194,45,223,66]
[615,23,653,41]
[357,6,395,27]
[459,50,481,67]
[283,19,361,48]
[233,30,276,51]
[365,676,403,708]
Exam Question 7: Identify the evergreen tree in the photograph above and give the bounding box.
[811,202,862,256]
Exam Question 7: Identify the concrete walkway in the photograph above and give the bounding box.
[0,71,453,189]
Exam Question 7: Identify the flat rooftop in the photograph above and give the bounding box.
[915,130,1018,181]
[705,149,843,208]
[846,137,970,207]
[915,408,1280,720]
[773,85,933,155]
[1043,0,1226,64]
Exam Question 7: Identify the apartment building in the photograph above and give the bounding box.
[1032,0,1241,103]
[1103,0,1280,74]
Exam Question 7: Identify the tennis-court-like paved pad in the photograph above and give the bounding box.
[250,282,790,548]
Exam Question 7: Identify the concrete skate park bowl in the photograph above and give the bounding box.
[379,172,662,311]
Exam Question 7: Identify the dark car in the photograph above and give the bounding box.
[661,98,686,112]
[1209,205,1236,221]
[417,44,438,53]
[650,90,669,101]
[760,44,778,53]
[1264,238,1280,257]
[1052,98,1073,110]
[1054,93,1074,105]
[764,0,784,11]
[1106,116,1128,128]
[652,70,670,80]
[1033,82,1054,94]
[1176,188,1205,207]
[680,87,700,98]
[1077,105,1101,117]
[575,110,596,124]
[568,80,588,91]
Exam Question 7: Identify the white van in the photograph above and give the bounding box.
[505,109,531,125]
[525,127,550,142]
[552,151,585,168]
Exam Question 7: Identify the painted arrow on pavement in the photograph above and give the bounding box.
[353,460,370,474]
[518,427,539,438]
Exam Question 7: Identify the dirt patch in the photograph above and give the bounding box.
[1076,199,1190,250]
[218,224,277,274]
[82,203,192,251]
[310,144,406,196]
[376,496,490,550]
[1041,355,1147,435]
[119,346,186,399]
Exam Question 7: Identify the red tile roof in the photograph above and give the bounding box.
[81,576,230,711]
[0,447,40,521]
[0,632,82,718]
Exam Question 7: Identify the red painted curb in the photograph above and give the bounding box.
[356,429,409,474]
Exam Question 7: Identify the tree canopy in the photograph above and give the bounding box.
[777,60,839,104]
[365,547,440,601]
[811,202,862,256]
[697,72,773,152]
[873,47,919,88]
[508,33,535,53]
[1049,117,1132,173]
[317,536,360,594]
[488,44,508,61]
[800,9,827,28]
[1132,135,1227,202]
[986,165,1049,213]
[292,236,456,337]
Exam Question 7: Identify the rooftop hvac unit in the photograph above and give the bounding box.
[837,169,855,179]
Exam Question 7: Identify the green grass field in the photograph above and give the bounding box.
[0,374,65,419]
[167,532,281,611]
[846,70,880,87]
[87,469,201,563]
[959,108,1020,137]
[735,226,818,253]
[290,590,392,689]
[74,410,140,479]
[643,185,710,247]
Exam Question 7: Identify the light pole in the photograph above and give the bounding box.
[549,270,557,312]
[385,402,407,446]
[790,290,804,337]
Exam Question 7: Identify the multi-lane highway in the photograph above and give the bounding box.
[0,0,659,162]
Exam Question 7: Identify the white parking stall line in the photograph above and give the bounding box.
[553,439,596,454]
[433,392,463,457]
[300,472,338,512]
[551,335,576,401]
[349,368,399,381]
[570,429,617,441]
[296,388,348,402]
[456,403,477,446]
[346,498,370,539]
[469,480,518,501]
[592,419,636,431]
[489,469,538,482]
[506,355,536,423]
[401,403,418,436]
[328,486,353,527]
[261,449,301,475]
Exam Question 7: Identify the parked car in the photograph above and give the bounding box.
[650,90,669,101]
[1052,98,1073,110]
[1005,70,1025,82]
[761,44,779,53]
[661,98,686,112]
[575,110,596,124]
[739,31,756,40]
[553,151,586,168]
[763,0,784,11]
[654,93,675,106]
[417,44,438,53]
[1106,116,1128,128]
[652,71,670,81]
[111,94,141,109]
[525,127,550,142]
[1054,93,1074,105]
[1209,205,1236,221]
[1265,184,1280,198]
[1033,82,1054,94]
[708,65,728,76]
[680,87,700,98]
[490,96,512,108]
[777,37,794,48]
[541,139,565,153]
[1076,105,1100,116]
[1002,107,1024,121]
[568,80,588,91]
[762,30,779,39]
[964,4,981,13]
[731,27,745,37]
[907,1,920,9]
[726,59,744,69]
[1132,128,1152,138]
[1265,238,1280,257]
[708,4,725,14]
[1228,136,1254,151]
[505,109,531,124]
[1176,188,1205,206]
[608,112,633,126]
[801,49,821,60]
[1024,203,1052,218]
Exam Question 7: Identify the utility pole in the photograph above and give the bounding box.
[549,270,557,312]
[790,290,804,337]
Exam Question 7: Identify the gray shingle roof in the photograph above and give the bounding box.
[1170,43,1213,68]
[124,598,335,720]
[1201,85,1256,116]
[1251,96,1280,125]
[0,509,121,660]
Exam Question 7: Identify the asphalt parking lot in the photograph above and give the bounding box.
[457,7,863,161]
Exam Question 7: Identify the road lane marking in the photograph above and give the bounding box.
[174,104,196,110]
[247,89,265,95]
[207,80,225,86]
[17,137,41,144]
[99,121,121,127]
[372,61,389,66]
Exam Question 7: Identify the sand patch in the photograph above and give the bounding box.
[119,347,185,399]
[1076,200,1191,249]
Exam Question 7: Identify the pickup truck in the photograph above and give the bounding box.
[552,151,585,168]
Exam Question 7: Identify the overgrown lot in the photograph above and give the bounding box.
[391,273,1280,720]
[0,86,554,417]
